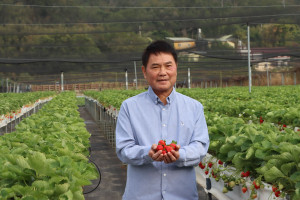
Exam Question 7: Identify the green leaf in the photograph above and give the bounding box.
[220,143,233,154]
[32,180,50,190]
[256,165,269,175]
[264,166,285,182]
[261,140,272,149]
[245,147,255,160]
[73,190,85,200]
[290,172,300,182]
[27,152,55,176]
[59,190,73,200]
[225,136,236,143]
[21,195,37,200]
[281,162,296,176]
[16,156,31,169]
[227,151,237,160]
[55,183,70,195]
[255,149,268,159]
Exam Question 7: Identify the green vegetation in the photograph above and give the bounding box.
[84,85,300,199]
[1,1,299,60]
[0,92,98,200]
[76,97,85,107]
[0,91,56,116]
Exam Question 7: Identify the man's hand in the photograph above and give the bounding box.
[163,145,180,164]
[148,144,164,162]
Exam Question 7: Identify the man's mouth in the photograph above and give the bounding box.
[158,79,168,82]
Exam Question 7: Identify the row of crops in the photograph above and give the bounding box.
[0,92,98,200]
[84,86,300,200]
[0,92,56,118]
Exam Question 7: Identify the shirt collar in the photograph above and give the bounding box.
[147,86,176,105]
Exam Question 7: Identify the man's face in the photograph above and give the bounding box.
[142,52,177,96]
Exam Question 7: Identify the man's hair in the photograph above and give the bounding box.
[142,40,177,67]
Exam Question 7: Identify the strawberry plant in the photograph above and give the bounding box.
[0,92,98,200]
[85,85,300,199]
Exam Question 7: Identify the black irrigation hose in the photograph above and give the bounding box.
[83,148,102,194]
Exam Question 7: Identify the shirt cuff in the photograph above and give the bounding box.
[143,146,154,164]
[176,148,186,166]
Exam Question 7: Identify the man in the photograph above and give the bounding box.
[116,40,209,200]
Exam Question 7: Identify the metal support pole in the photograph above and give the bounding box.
[247,23,252,93]
[265,63,269,87]
[61,71,64,91]
[6,78,9,93]
[188,68,191,89]
[220,71,223,88]
[294,72,297,85]
[1,78,3,93]
[125,69,128,90]
[134,61,138,89]
[281,73,285,85]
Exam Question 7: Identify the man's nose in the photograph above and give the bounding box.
[158,66,167,75]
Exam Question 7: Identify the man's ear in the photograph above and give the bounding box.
[142,66,147,79]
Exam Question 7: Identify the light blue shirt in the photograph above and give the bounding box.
[116,86,210,200]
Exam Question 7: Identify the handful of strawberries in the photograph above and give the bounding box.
[155,140,179,155]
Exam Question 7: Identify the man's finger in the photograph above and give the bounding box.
[168,152,177,162]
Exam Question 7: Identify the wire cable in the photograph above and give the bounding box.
[1,13,299,26]
[1,3,299,9]
[83,157,102,194]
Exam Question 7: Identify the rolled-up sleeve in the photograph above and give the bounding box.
[116,102,153,165]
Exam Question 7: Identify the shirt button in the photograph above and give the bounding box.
[164,173,166,176]
[162,108,166,111]
[163,191,166,194]
[162,124,166,127]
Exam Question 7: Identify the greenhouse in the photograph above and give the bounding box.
[0,1,300,200]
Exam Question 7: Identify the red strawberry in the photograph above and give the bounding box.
[218,160,223,165]
[242,186,247,193]
[165,146,173,153]
[245,171,250,177]
[162,150,166,155]
[205,170,209,175]
[170,143,176,149]
[259,116,264,124]
[275,190,281,197]
[241,171,250,177]
[158,140,166,146]
[253,180,260,190]
[199,162,205,169]
[208,162,213,168]
[156,144,164,151]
